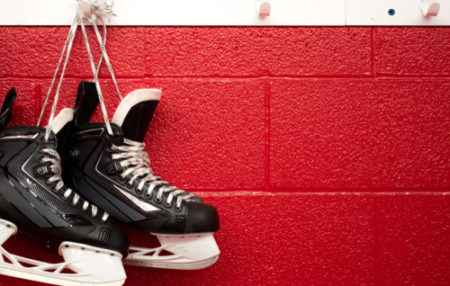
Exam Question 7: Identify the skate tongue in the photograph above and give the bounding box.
[73,81,99,126]
[111,89,161,142]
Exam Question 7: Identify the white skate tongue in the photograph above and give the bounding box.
[111,89,161,142]
[50,108,74,134]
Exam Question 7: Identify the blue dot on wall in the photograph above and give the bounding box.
[388,9,396,16]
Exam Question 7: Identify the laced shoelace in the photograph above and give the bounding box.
[111,139,194,209]
[74,4,197,209]
[39,148,109,222]
[35,0,114,221]
[37,1,119,136]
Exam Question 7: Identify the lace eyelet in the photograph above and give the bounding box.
[126,181,134,188]
[175,205,183,212]
[34,166,46,177]
[136,188,143,194]
[164,201,173,208]
[144,192,152,200]
[155,197,163,204]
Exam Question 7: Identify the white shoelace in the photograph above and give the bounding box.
[111,139,194,208]
[79,7,124,135]
[77,5,196,209]
[40,148,108,221]
[79,15,114,135]
[34,1,115,221]
[37,1,193,210]
[37,0,121,137]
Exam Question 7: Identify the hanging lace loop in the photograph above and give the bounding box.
[76,0,122,135]
[89,14,122,100]
[39,0,117,139]
[80,16,113,135]
[78,0,122,100]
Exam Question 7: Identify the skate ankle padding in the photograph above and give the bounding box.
[111,89,161,142]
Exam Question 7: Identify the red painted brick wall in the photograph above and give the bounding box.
[0,27,449,285]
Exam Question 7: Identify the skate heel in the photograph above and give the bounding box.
[0,219,126,286]
[126,232,220,270]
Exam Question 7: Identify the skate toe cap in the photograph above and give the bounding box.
[184,202,220,233]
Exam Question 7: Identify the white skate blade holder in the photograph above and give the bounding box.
[126,232,220,270]
[0,219,126,286]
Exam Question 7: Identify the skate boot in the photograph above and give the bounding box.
[0,88,128,286]
[58,81,220,270]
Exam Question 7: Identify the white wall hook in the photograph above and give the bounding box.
[77,0,115,20]
[420,0,440,17]
[256,0,271,17]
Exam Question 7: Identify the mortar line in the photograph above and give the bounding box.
[195,190,450,198]
[375,74,450,79]
[186,186,450,192]
[264,80,271,190]
[2,74,450,80]
[373,197,380,286]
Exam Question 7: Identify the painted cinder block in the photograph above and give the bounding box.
[0,27,146,78]
[145,27,371,77]
[375,195,450,285]
[0,79,38,125]
[374,28,450,76]
[270,79,450,189]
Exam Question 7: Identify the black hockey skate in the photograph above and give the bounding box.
[0,88,128,286]
[58,81,220,270]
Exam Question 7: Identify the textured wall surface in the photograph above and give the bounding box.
[0,27,449,285]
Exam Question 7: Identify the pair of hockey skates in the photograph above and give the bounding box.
[0,4,219,286]
[0,84,220,286]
